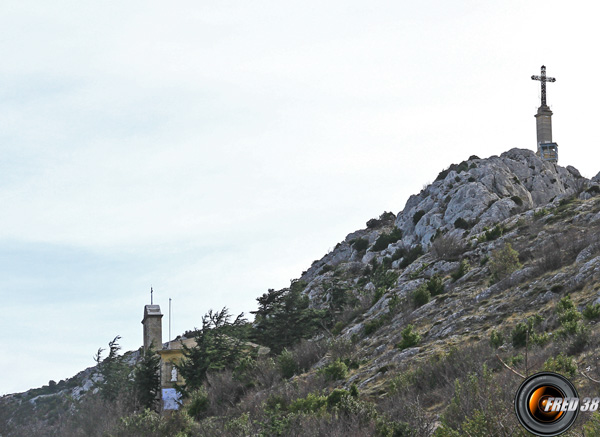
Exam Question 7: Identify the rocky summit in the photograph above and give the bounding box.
[3,148,600,436]
[397,148,582,245]
[300,149,599,387]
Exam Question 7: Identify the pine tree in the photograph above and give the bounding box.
[94,336,132,402]
[251,280,326,353]
[176,308,248,396]
[133,344,161,410]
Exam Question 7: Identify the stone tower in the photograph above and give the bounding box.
[531,65,558,163]
[142,304,163,352]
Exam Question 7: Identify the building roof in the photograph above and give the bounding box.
[164,337,196,350]
[161,336,270,355]
[142,305,163,322]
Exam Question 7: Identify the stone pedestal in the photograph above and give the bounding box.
[535,105,558,163]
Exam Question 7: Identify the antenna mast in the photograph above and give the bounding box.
[150,286,153,305]
[169,298,172,347]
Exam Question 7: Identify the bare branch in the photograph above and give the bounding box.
[581,371,600,384]
[496,354,525,379]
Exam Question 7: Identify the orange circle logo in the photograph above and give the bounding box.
[515,372,579,436]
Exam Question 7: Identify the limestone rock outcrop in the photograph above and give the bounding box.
[299,148,596,310]
[395,148,583,247]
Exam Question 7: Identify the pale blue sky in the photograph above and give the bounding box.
[1,0,599,394]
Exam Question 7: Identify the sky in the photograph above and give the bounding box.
[1,0,599,395]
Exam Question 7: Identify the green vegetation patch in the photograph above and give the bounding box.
[399,245,424,269]
[352,238,369,252]
[372,227,403,251]
[454,217,470,230]
[397,325,421,350]
[413,210,426,225]
[488,243,521,283]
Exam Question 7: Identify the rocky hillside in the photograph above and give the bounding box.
[3,148,600,436]
[298,148,600,395]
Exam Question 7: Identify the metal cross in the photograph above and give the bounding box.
[531,65,556,107]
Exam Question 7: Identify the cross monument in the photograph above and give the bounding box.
[531,65,556,107]
[531,65,558,163]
